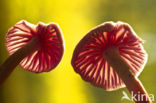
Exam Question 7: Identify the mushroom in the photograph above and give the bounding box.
[71,21,151,103]
[0,20,64,85]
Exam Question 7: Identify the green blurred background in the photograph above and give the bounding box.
[0,0,155,103]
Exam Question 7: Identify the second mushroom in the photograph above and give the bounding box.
[71,21,151,103]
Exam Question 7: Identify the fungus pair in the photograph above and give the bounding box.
[0,21,151,103]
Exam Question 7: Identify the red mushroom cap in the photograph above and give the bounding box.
[71,21,147,91]
[6,20,64,73]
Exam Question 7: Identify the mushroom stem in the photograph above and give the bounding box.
[0,36,39,85]
[103,47,151,103]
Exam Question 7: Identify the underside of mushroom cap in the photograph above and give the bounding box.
[71,21,147,91]
[6,20,64,73]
